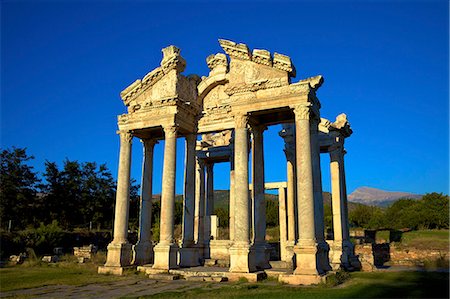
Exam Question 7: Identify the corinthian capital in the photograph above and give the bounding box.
[291,104,311,120]
[141,138,158,148]
[234,114,249,129]
[118,131,133,144]
[329,146,344,163]
[163,125,178,138]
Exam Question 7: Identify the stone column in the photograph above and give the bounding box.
[204,162,214,246]
[134,138,157,265]
[180,134,199,266]
[205,163,214,216]
[285,155,296,267]
[287,159,297,243]
[153,125,178,270]
[251,125,270,269]
[330,146,360,270]
[229,114,256,273]
[310,118,331,273]
[229,157,235,241]
[278,187,288,262]
[194,158,206,252]
[292,104,321,277]
[102,131,133,273]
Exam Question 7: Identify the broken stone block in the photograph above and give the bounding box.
[42,255,59,263]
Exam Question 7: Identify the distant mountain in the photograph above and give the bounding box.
[348,186,422,207]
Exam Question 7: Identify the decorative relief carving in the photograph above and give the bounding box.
[298,75,324,90]
[234,114,249,129]
[273,53,296,76]
[201,130,232,147]
[224,78,284,95]
[118,131,133,143]
[219,39,251,60]
[163,125,178,138]
[252,49,272,66]
[292,105,311,120]
[120,45,187,105]
[206,53,228,70]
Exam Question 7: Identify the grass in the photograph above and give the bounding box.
[1,260,448,298]
[0,257,129,292]
[139,271,449,299]
[398,230,449,250]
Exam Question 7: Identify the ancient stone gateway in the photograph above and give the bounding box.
[98,40,360,284]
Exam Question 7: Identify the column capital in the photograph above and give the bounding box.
[234,114,249,129]
[250,124,267,137]
[329,146,344,162]
[163,125,178,138]
[185,133,197,143]
[117,131,133,143]
[291,104,312,121]
[140,138,158,147]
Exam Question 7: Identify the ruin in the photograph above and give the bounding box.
[98,39,360,284]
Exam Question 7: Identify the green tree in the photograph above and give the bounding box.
[420,193,449,229]
[266,198,279,227]
[348,204,385,229]
[0,147,39,229]
[214,207,229,228]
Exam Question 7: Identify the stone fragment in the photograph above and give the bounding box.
[41,255,59,263]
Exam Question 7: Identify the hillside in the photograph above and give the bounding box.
[348,186,422,207]
[154,190,362,211]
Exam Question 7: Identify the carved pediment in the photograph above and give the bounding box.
[119,45,199,114]
[218,39,295,95]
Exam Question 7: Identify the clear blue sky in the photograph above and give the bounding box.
[2,0,448,196]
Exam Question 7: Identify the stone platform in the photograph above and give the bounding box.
[137,265,266,282]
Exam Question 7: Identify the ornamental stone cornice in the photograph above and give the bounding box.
[119,45,197,110]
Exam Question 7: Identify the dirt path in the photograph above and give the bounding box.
[1,277,218,298]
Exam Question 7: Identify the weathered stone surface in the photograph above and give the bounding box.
[41,255,59,263]
[102,39,354,286]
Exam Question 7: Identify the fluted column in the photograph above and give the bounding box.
[194,158,206,245]
[310,118,331,272]
[134,138,157,265]
[251,125,270,269]
[182,134,197,246]
[103,131,133,270]
[153,125,178,270]
[292,105,320,275]
[287,159,296,243]
[229,157,235,241]
[330,146,360,269]
[205,163,214,216]
[278,187,288,262]
[180,133,199,266]
[229,114,255,273]
[204,162,214,244]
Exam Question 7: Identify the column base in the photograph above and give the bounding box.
[152,243,179,270]
[133,241,154,265]
[98,265,135,275]
[252,242,271,270]
[179,244,200,267]
[318,240,332,272]
[104,242,133,268]
[229,242,257,273]
[281,241,295,269]
[279,273,326,285]
[330,240,361,271]
[293,241,322,275]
